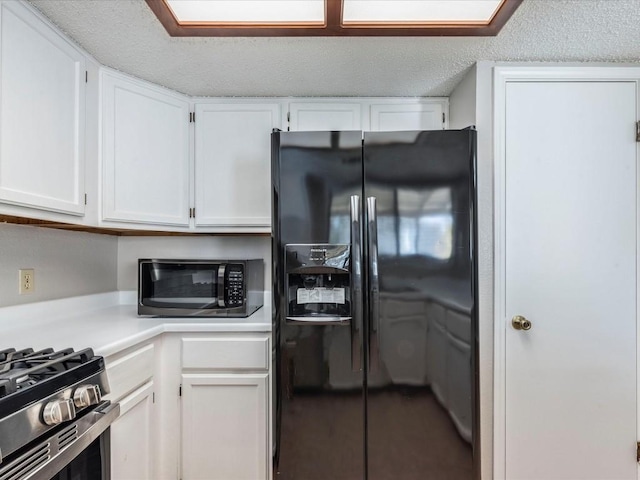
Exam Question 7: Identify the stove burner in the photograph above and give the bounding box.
[0,347,103,419]
[0,348,94,397]
[0,346,112,476]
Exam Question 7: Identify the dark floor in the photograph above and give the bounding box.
[276,389,472,480]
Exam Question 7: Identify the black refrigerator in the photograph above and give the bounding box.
[271,129,478,480]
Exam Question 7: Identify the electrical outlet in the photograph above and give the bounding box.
[19,269,35,294]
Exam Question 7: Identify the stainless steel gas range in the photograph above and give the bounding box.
[0,348,119,480]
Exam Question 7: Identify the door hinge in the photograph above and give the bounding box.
[189,112,195,123]
[179,385,182,397]
[636,121,639,142]
[85,71,88,83]
[84,193,87,205]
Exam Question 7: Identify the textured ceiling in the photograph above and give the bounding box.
[28,0,640,97]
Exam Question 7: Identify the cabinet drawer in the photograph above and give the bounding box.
[182,336,269,371]
[105,344,154,402]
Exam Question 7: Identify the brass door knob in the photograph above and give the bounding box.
[512,315,532,331]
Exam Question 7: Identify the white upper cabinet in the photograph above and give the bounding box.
[289,101,362,131]
[0,1,86,215]
[368,100,447,131]
[194,102,281,230]
[101,69,191,227]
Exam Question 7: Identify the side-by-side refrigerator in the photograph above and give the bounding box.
[271,129,478,480]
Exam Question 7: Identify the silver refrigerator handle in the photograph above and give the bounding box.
[350,195,364,372]
[367,196,381,371]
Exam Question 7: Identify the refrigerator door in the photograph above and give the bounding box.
[363,130,477,480]
[273,131,366,480]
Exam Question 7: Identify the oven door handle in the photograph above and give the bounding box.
[5,401,120,480]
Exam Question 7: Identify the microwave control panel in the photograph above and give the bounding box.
[225,264,245,307]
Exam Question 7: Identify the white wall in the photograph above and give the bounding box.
[0,223,118,307]
[449,61,494,480]
[449,64,477,130]
[117,235,271,291]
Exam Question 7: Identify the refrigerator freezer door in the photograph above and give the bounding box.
[273,130,366,480]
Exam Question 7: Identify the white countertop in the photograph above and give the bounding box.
[0,291,272,358]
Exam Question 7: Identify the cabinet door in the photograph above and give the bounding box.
[111,382,155,480]
[194,103,280,229]
[181,374,269,480]
[289,102,362,131]
[101,69,190,227]
[369,101,446,131]
[502,81,637,479]
[0,1,85,215]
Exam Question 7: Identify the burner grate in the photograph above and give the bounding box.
[0,348,95,398]
[0,348,103,420]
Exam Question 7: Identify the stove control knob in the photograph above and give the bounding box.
[73,385,102,409]
[43,399,76,426]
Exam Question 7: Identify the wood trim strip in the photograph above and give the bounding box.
[0,215,270,237]
[145,0,523,37]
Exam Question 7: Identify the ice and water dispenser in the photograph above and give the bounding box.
[285,244,351,322]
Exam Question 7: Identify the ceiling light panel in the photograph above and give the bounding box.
[342,0,504,25]
[165,0,325,25]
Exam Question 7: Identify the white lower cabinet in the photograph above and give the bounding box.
[104,343,157,480]
[174,333,272,480]
[110,381,155,480]
[181,374,269,480]
[179,334,271,480]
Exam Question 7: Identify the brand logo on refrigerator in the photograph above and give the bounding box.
[309,248,327,262]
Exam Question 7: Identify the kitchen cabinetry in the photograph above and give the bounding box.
[101,68,191,227]
[193,102,281,231]
[492,68,638,479]
[0,0,86,216]
[287,99,447,132]
[105,343,157,480]
[180,334,271,480]
[368,100,446,131]
[288,101,362,131]
[111,382,155,480]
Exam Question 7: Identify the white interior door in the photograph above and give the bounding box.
[502,80,637,479]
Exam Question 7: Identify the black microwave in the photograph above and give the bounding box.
[138,259,264,317]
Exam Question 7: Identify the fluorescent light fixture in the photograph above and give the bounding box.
[342,0,505,25]
[165,0,325,25]
[146,0,522,36]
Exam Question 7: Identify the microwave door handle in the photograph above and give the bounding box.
[217,264,226,307]
[367,196,380,372]
[350,195,364,372]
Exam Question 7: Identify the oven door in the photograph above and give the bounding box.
[0,401,119,480]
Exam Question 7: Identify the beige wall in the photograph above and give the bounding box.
[0,223,118,307]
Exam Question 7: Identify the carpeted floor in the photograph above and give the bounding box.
[276,388,472,480]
